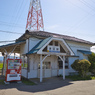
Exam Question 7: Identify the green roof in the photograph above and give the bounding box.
[27,37,52,54]
[78,50,92,55]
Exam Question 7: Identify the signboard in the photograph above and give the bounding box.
[6,59,22,82]
[47,45,60,53]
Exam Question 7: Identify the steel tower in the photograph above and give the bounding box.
[26,0,44,31]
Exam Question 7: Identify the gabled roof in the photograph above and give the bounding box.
[17,30,94,45]
[27,37,52,54]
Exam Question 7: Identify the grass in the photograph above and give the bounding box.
[66,75,95,81]
[0,79,4,85]
[0,78,35,85]
[0,63,3,69]
[22,78,35,85]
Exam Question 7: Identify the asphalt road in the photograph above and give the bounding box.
[0,79,95,95]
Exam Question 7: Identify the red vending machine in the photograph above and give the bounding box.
[6,59,22,82]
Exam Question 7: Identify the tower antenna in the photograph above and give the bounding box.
[26,0,44,31]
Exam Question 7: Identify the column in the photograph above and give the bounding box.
[40,54,43,82]
[63,56,65,80]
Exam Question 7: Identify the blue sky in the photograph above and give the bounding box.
[0,0,95,46]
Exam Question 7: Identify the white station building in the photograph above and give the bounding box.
[0,30,94,82]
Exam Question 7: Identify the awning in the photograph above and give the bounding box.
[0,40,26,53]
[0,40,25,48]
[78,50,92,55]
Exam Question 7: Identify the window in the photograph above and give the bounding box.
[44,62,51,69]
[55,41,58,46]
[21,56,28,68]
[58,57,69,69]
[65,57,69,69]
[38,62,51,69]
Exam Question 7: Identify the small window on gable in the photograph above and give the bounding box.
[55,41,58,46]
[49,41,53,45]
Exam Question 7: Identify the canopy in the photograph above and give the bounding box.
[78,50,92,55]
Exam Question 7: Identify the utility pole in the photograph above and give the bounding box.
[26,0,44,31]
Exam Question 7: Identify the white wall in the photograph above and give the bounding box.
[20,38,41,55]
[20,39,28,55]
[66,41,91,55]
[66,41,92,60]
[21,39,92,78]
[21,69,27,78]
[29,37,41,51]
[23,54,59,78]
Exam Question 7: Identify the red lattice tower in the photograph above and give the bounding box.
[26,0,44,31]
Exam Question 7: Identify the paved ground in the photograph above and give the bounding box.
[0,77,95,95]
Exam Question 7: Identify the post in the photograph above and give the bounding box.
[2,56,5,76]
[63,56,65,80]
[14,53,15,59]
[40,54,43,82]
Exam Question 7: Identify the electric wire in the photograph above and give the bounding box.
[0,30,23,35]
[64,0,95,36]
[78,0,95,12]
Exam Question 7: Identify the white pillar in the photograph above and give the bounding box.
[63,56,65,80]
[14,53,15,59]
[40,54,43,82]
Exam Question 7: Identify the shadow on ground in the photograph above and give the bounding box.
[0,76,73,93]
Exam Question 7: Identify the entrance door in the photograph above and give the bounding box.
[38,62,51,78]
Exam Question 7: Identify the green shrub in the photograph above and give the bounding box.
[0,63,3,69]
[71,59,91,77]
[88,53,95,75]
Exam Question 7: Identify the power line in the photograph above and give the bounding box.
[0,23,25,29]
[0,30,23,35]
[66,0,91,14]
[78,0,95,12]
[64,0,95,35]
[0,21,25,27]
[11,0,25,31]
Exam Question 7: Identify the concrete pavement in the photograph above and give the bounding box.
[0,77,95,95]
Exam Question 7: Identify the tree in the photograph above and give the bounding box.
[71,59,91,77]
[88,53,95,75]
